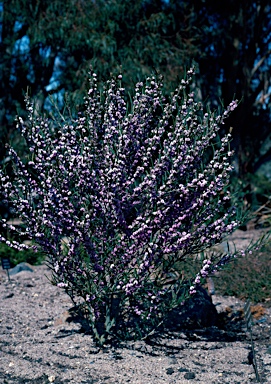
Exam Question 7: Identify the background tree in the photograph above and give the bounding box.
[0,0,198,161]
[0,0,271,179]
[192,0,271,178]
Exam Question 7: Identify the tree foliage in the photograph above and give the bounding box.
[0,0,271,177]
[193,0,271,176]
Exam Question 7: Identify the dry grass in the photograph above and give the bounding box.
[213,242,271,306]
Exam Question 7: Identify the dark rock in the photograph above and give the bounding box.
[184,372,196,379]
[9,262,34,276]
[3,292,14,299]
[178,368,189,373]
[166,367,174,375]
[25,283,34,287]
[112,353,123,360]
[164,286,219,330]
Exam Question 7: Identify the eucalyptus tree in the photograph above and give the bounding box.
[0,0,271,178]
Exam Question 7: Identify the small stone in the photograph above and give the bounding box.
[4,293,14,299]
[9,262,34,276]
[168,357,178,365]
[184,372,196,379]
[178,368,189,373]
[54,310,71,326]
[166,367,174,375]
[111,353,123,360]
[48,375,55,382]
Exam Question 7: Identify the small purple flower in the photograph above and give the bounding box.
[57,282,68,288]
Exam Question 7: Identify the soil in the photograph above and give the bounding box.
[0,229,271,384]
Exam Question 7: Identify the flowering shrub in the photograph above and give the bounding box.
[0,67,258,345]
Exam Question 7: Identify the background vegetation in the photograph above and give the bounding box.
[0,241,45,266]
[1,0,270,177]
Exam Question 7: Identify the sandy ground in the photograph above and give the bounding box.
[0,228,271,383]
[0,261,270,384]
